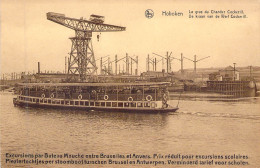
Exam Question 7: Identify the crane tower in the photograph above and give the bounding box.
[47,12,126,81]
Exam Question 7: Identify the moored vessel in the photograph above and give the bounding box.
[13,82,179,113]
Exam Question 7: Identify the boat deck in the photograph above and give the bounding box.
[14,95,178,113]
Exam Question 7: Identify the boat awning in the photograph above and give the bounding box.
[17,82,170,87]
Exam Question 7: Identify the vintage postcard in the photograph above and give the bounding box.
[1,0,259,167]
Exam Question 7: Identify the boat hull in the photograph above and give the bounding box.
[13,98,178,113]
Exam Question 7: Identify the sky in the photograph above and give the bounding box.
[0,0,259,75]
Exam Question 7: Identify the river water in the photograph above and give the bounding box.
[1,92,260,168]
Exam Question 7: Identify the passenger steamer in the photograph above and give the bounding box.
[13,82,179,113]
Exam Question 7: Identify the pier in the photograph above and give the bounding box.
[207,81,253,97]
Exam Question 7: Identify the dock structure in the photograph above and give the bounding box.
[207,80,253,97]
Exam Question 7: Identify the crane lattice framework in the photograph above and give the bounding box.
[47,12,126,81]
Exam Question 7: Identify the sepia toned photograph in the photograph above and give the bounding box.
[0,0,259,167]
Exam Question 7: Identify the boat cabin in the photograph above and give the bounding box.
[15,82,173,111]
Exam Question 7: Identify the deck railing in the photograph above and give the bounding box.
[17,95,160,109]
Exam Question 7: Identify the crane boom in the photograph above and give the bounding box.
[47,12,126,32]
[197,56,210,62]
[46,12,126,81]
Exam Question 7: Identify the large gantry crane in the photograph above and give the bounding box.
[46,12,126,81]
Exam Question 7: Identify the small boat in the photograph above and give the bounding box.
[13,82,179,113]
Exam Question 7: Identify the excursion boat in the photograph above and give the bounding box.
[13,82,179,113]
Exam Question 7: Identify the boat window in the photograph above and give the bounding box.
[106,102,112,107]
[130,103,136,107]
[112,102,117,107]
[48,99,51,104]
[90,102,94,106]
[144,102,150,107]
[85,102,89,106]
[75,101,79,105]
[80,101,84,106]
[101,102,105,107]
[137,102,143,107]
[124,102,129,107]
[118,102,123,107]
